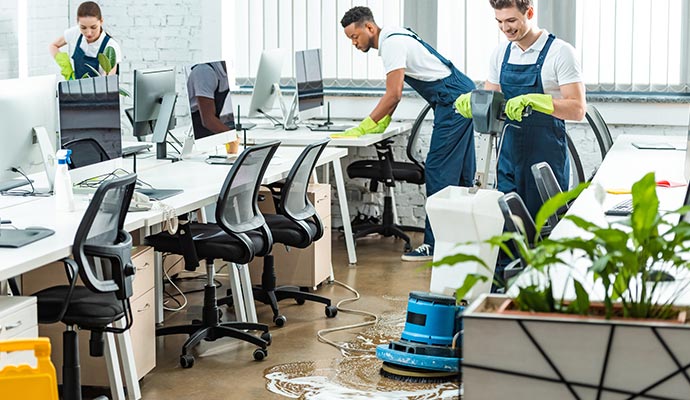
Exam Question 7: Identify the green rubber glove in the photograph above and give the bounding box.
[505,93,554,122]
[373,115,391,133]
[330,116,379,138]
[454,92,472,118]
[54,52,74,80]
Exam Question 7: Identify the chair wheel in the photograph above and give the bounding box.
[274,315,287,327]
[325,306,338,318]
[180,354,195,368]
[218,309,223,320]
[403,243,412,252]
[253,348,268,361]
[261,332,272,345]
[295,298,306,305]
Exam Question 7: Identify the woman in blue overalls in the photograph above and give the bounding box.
[49,1,121,80]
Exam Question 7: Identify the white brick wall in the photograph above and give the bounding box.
[0,1,18,79]
[28,0,68,77]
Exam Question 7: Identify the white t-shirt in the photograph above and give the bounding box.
[487,30,582,98]
[187,62,230,113]
[63,25,122,75]
[378,27,450,82]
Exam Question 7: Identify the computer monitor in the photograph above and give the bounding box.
[186,60,235,140]
[295,49,324,121]
[248,49,286,119]
[133,67,177,159]
[0,75,57,192]
[58,75,122,166]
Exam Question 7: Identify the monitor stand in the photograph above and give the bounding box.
[152,93,179,160]
[274,84,298,131]
[34,126,56,193]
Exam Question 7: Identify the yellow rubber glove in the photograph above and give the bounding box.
[54,52,74,80]
[454,92,472,118]
[505,93,554,122]
[330,116,379,138]
[372,115,391,133]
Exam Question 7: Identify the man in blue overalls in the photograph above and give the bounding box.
[340,6,476,262]
[456,0,586,286]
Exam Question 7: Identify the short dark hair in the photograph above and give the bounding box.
[489,0,533,14]
[341,6,376,28]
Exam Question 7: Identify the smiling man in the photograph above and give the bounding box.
[456,0,586,219]
[340,6,477,261]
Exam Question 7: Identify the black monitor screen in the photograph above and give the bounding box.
[187,60,235,140]
[58,75,122,163]
[295,49,323,112]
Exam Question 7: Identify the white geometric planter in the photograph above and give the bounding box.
[462,294,690,400]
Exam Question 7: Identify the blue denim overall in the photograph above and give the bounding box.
[72,33,111,79]
[388,30,476,247]
[497,34,569,218]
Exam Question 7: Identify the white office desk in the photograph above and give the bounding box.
[510,134,690,303]
[241,121,412,147]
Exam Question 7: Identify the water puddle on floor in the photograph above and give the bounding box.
[264,307,460,399]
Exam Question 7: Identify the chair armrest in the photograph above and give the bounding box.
[81,230,135,300]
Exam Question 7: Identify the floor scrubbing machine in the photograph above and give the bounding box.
[376,291,464,382]
[377,91,530,382]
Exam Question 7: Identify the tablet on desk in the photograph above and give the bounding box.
[631,142,679,150]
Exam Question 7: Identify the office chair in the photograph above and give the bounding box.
[62,138,111,169]
[497,192,540,283]
[31,174,137,400]
[585,105,614,159]
[531,161,570,233]
[145,141,280,368]
[345,104,431,251]
[566,133,586,188]
[234,138,338,326]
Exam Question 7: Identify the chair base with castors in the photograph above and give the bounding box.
[156,260,271,368]
[350,194,424,252]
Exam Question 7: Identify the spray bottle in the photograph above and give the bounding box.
[54,149,75,212]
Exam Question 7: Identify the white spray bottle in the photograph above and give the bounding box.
[54,149,75,212]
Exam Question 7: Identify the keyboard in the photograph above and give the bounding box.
[605,199,633,216]
[136,188,183,201]
[122,144,153,156]
[308,125,353,132]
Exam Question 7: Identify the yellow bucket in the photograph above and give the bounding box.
[0,338,58,400]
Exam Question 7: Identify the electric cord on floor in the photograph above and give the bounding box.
[316,280,379,354]
[162,255,188,312]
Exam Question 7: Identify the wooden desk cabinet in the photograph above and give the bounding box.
[249,183,332,288]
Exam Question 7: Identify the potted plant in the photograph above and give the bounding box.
[434,172,690,399]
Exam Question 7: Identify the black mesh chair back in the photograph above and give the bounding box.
[73,173,137,301]
[63,138,111,169]
[215,140,280,257]
[498,192,539,247]
[585,105,613,159]
[531,161,568,230]
[280,138,330,240]
[566,132,585,188]
[407,103,432,169]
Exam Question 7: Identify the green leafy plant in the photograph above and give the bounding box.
[82,46,130,97]
[433,172,690,321]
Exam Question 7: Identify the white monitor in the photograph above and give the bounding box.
[133,67,178,159]
[295,49,324,121]
[0,75,57,191]
[248,49,286,118]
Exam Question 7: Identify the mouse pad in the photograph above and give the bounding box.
[0,227,55,248]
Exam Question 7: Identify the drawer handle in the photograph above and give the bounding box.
[137,262,151,271]
[5,320,22,331]
[137,303,151,313]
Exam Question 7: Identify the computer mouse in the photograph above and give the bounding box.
[24,226,50,231]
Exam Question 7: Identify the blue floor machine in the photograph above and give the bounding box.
[376,291,464,382]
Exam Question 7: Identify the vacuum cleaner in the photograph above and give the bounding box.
[376,291,464,382]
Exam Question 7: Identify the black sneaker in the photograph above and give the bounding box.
[401,244,434,262]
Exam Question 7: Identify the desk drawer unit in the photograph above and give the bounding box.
[0,296,38,370]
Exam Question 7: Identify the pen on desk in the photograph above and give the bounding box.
[1,219,11,225]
